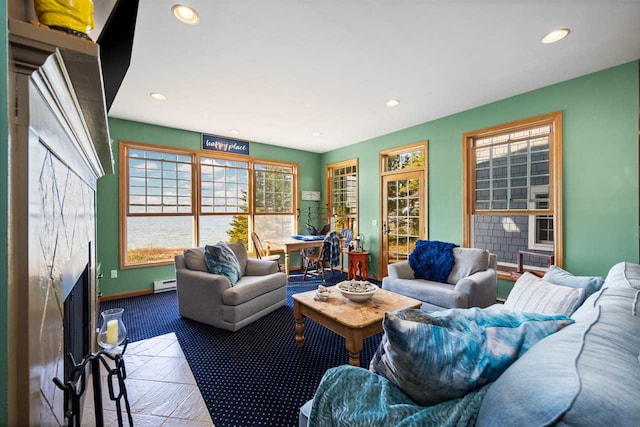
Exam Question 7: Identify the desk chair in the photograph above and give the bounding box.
[302,240,335,282]
[251,231,282,271]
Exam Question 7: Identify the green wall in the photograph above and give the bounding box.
[1,0,8,422]
[97,118,322,296]
[321,62,639,298]
[100,62,639,300]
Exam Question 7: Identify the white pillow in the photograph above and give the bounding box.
[504,272,585,316]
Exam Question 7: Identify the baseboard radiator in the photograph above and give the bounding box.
[153,279,177,293]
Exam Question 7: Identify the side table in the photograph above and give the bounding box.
[347,251,369,281]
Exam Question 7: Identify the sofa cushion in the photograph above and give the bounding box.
[382,277,468,309]
[408,240,458,282]
[369,306,573,406]
[504,272,585,316]
[447,248,490,285]
[222,273,286,306]
[543,265,604,298]
[204,242,242,285]
[183,247,208,272]
[601,261,640,290]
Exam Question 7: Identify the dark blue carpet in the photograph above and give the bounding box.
[101,270,382,427]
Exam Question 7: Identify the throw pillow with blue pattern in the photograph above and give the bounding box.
[370,306,574,406]
[204,242,242,286]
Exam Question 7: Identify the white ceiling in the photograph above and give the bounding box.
[108,0,640,153]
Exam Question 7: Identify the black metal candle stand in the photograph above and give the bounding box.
[53,340,133,427]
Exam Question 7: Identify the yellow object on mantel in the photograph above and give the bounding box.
[34,0,94,37]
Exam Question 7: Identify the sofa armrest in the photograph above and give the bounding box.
[175,267,233,326]
[245,258,278,276]
[454,269,498,308]
[176,268,230,303]
[387,261,415,279]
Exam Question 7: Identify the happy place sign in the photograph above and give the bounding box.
[202,134,250,155]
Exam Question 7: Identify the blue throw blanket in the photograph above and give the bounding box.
[309,366,490,427]
[409,240,459,282]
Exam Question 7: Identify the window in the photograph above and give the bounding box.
[120,141,298,267]
[326,159,358,232]
[463,112,563,278]
[253,162,296,241]
[198,157,249,247]
[122,146,194,266]
[528,186,553,251]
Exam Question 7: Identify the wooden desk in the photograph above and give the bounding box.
[347,251,369,281]
[265,237,324,278]
[293,287,422,366]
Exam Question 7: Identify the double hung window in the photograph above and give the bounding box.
[124,147,195,265]
[326,159,358,232]
[463,112,563,277]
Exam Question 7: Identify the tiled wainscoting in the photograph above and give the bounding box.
[83,333,214,426]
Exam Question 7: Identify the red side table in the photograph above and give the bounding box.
[347,251,369,281]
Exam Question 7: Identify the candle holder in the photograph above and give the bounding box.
[98,308,127,350]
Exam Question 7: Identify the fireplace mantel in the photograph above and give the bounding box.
[8,19,113,426]
[9,17,113,174]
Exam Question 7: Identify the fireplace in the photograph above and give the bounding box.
[62,244,92,419]
[8,16,112,426]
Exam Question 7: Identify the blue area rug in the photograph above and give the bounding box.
[101,270,382,426]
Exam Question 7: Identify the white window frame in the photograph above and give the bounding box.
[528,185,554,251]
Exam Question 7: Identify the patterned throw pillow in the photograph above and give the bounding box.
[369,306,573,406]
[505,272,586,316]
[204,242,242,286]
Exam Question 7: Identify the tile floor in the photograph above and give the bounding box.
[82,333,214,426]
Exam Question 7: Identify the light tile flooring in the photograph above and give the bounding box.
[82,333,214,426]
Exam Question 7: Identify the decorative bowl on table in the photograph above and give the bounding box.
[337,280,378,302]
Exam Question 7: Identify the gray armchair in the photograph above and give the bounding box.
[382,248,497,311]
[175,242,287,331]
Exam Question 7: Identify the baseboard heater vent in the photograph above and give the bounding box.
[153,279,177,293]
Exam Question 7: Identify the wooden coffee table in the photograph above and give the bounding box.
[292,286,422,366]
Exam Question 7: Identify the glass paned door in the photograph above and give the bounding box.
[382,171,424,276]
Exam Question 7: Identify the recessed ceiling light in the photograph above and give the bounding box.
[150,92,167,100]
[542,28,570,44]
[385,99,400,107]
[311,132,322,137]
[230,129,240,134]
[172,4,199,24]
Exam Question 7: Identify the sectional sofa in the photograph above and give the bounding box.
[299,261,640,426]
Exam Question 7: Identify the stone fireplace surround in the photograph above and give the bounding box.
[8,19,112,426]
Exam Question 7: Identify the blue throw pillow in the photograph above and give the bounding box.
[204,242,242,286]
[369,306,574,406]
[408,240,459,282]
[543,265,604,297]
